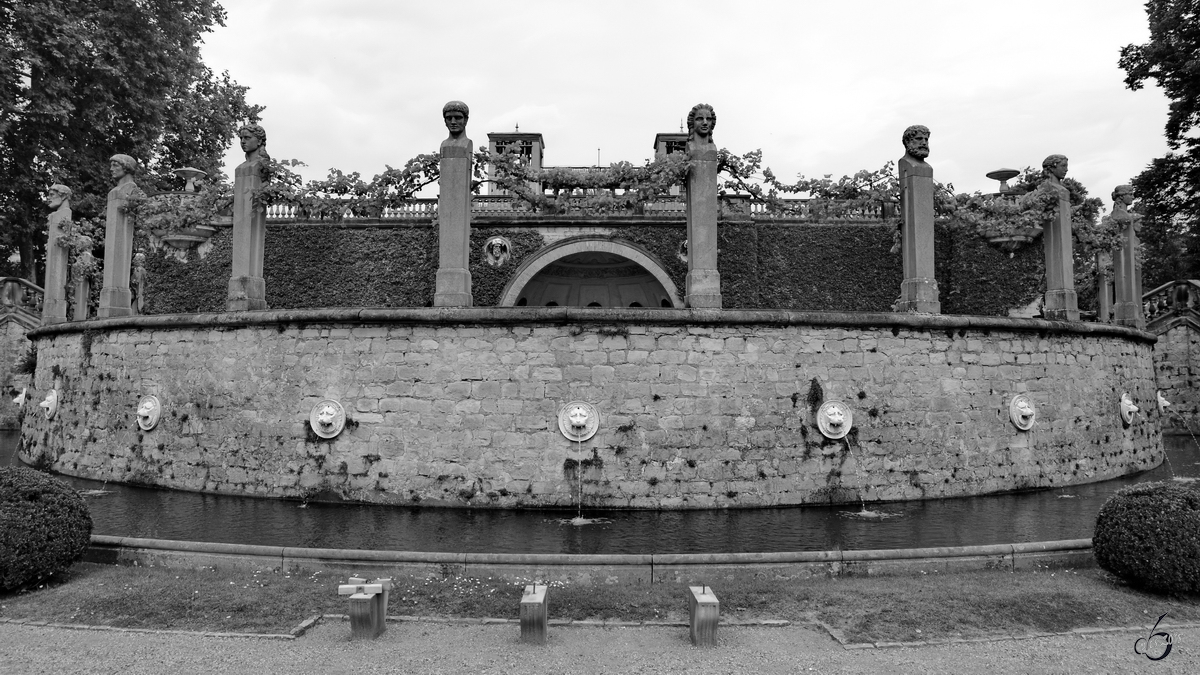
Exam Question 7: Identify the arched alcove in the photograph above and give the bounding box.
[499,236,681,307]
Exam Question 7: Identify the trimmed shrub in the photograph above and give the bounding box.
[1093,480,1200,593]
[0,467,93,591]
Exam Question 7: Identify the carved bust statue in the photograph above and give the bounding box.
[686,104,716,151]
[236,124,270,180]
[899,125,933,180]
[1042,154,1068,185]
[46,184,72,240]
[109,154,141,200]
[441,100,471,150]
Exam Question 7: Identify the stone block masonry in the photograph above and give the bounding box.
[20,309,1162,509]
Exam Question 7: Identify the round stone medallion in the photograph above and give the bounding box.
[558,401,599,442]
[136,395,162,431]
[816,400,853,440]
[310,399,347,439]
[1008,394,1036,431]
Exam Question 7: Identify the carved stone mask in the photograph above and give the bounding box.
[826,405,846,428]
[1120,393,1139,425]
[568,405,590,430]
[317,404,338,429]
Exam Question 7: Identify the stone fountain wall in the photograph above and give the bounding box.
[19,309,1162,508]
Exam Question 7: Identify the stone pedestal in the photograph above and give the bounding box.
[685,147,721,308]
[688,586,719,646]
[520,584,548,644]
[227,161,268,311]
[434,143,473,307]
[897,157,940,313]
[1043,186,1079,321]
[338,577,391,640]
[42,209,70,324]
[1113,214,1144,329]
[98,183,137,317]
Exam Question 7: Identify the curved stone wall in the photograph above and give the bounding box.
[20,308,1162,509]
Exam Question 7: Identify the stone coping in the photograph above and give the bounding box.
[31,308,1155,343]
[89,534,1092,568]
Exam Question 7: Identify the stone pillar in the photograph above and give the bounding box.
[1112,185,1144,329]
[1096,251,1113,323]
[1040,155,1079,321]
[434,101,473,307]
[41,185,72,324]
[684,104,721,309]
[227,124,269,311]
[72,252,94,322]
[98,155,140,318]
[896,125,940,313]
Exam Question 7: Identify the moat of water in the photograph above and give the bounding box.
[4,430,1194,554]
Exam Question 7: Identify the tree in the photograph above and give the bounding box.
[0,0,261,282]
[1119,0,1200,283]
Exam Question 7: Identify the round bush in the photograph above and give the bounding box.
[0,467,93,591]
[1093,480,1200,593]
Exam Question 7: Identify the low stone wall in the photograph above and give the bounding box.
[21,308,1161,509]
[1152,320,1200,435]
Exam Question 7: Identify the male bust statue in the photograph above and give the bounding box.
[899,125,932,178]
[109,154,141,200]
[686,103,716,154]
[46,184,72,240]
[441,100,471,151]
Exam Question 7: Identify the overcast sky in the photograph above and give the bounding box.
[202,0,1170,203]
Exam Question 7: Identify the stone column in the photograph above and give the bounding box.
[1041,155,1079,321]
[227,124,269,311]
[684,103,721,309]
[896,125,940,313]
[98,154,140,318]
[1111,185,1144,328]
[41,185,72,324]
[434,100,473,307]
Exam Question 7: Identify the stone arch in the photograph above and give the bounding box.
[498,236,682,308]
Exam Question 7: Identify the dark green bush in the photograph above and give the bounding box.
[1093,480,1200,593]
[0,467,93,591]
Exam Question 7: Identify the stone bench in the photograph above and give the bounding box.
[688,585,719,646]
[520,584,548,644]
[337,576,393,639]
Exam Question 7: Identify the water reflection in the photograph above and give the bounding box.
[3,430,1196,554]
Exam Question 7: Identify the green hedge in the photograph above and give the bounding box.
[142,220,1057,316]
[1093,480,1200,593]
[0,467,93,591]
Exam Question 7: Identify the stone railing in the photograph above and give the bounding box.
[1144,279,1200,330]
[1,277,45,327]
[261,195,891,222]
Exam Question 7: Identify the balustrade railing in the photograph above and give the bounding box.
[1144,279,1200,328]
[0,277,44,317]
[261,195,890,222]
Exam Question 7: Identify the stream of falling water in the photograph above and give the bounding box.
[840,437,900,521]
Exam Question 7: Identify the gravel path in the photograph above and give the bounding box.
[0,620,1195,674]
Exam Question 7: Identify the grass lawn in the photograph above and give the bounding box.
[2,562,1198,644]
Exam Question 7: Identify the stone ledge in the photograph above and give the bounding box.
[28,307,1156,343]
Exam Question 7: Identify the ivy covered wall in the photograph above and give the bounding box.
[143,220,1054,316]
